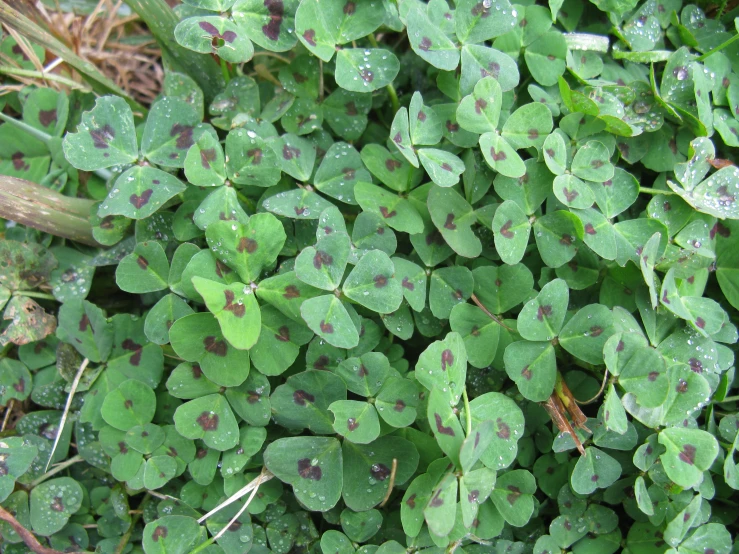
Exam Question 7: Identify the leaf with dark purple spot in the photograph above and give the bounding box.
[300,295,359,349]
[504,340,557,402]
[174,16,254,63]
[493,200,531,265]
[142,515,200,554]
[571,140,614,183]
[501,102,552,151]
[423,472,458,537]
[335,48,400,93]
[141,97,211,168]
[184,132,226,187]
[62,96,137,171]
[116,241,170,294]
[407,5,459,70]
[295,232,351,291]
[343,250,402,314]
[571,447,622,494]
[329,400,380,443]
[98,165,186,221]
[416,331,467,405]
[658,427,719,488]
[173,393,239,451]
[517,278,569,341]
[558,304,617,365]
[490,469,536,526]
[250,305,313,377]
[101,378,156,431]
[231,0,298,52]
[29,477,83,536]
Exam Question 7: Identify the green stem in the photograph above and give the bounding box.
[367,34,400,114]
[0,112,52,145]
[639,187,674,195]
[221,58,231,84]
[13,291,55,300]
[696,33,739,61]
[463,388,472,437]
[114,495,152,554]
[717,395,739,403]
[0,65,91,91]
[29,454,83,488]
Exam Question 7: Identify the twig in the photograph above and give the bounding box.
[197,470,274,524]
[1,399,14,432]
[46,358,89,472]
[542,394,586,456]
[31,454,84,488]
[469,293,513,331]
[379,459,398,508]
[0,505,64,554]
[576,370,609,405]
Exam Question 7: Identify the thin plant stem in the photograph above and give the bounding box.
[13,291,56,301]
[0,66,90,91]
[462,388,472,437]
[0,504,64,554]
[639,187,674,195]
[379,459,398,508]
[252,51,291,64]
[367,34,400,113]
[197,470,274,524]
[717,395,739,403]
[576,370,609,405]
[30,454,84,488]
[697,33,739,61]
[1,399,13,432]
[469,293,513,331]
[0,112,53,144]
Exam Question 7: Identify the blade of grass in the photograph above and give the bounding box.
[123,0,225,104]
[0,1,147,115]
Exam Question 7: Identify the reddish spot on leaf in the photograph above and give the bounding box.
[500,220,514,239]
[506,485,521,505]
[343,1,356,14]
[444,213,456,230]
[441,162,453,172]
[662,289,670,304]
[237,237,258,254]
[293,390,315,406]
[203,336,228,357]
[521,366,532,380]
[435,413,455,436]
[647,371,660,382]
[152,524,169,542]
[676,378,688,393]
[262,0,284,41]
[275,326,290,342]
[394,399,406,412]
[345,102,358,116]
[446,120,460,132]
[385,159,402,172]
[528,129,539,140]
[689,358,702,373]
[563,187,579,203]
[406,493,417,508]
[419,37,432,51]
[370,463,391,481]
[547,54,556,61]
[429,489,444,507]
[90,124,115,149]
[297,458,322,480]
[417,110,427,122]
[374,274,388,288]
[496,418,510,439]
[360,69,374,82]
[474,98,487,114]
[695,317,706,329]
[292,72,308,84]
[559,234,574,246]
[584,223,597,235]
[320,321,334,334]
[130,189,153,209]
[302,29,316,46]
[171,123,194,150]
[122,338,143,366]
[12,377,25,393]
[591,159,604,169]
[79,314,90,332]
[379,206,397,219]
[135,255,149,270]
[347,417,359,431]
[247,148,263,165]
[441,349,454,371]
[283,285,300,299]
[491,147,506,161]
[283,144,301,160]
[679,444,696,465]
[590,326,603,337]
[223,289,246,318]
[482,62,500,78]
[313,250,333,269]
[38,109,57,128]
[471,2,491,17]
[537,305,552,321]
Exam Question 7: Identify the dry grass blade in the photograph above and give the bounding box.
[45,358,89,472]
[197,470,274,524]
[210,468,268,543]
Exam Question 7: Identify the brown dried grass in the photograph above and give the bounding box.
[3,0,163,105]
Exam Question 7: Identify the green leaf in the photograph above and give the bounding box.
[558,304,616,365]
[428,185,482,258]
[30,477,83,536]
[231,0,298,51]
[265,437,343,511]
[168,312,251,387]
[250,305,313,376]
[524,31,567,86]
[424,472,458,537]
[418,148,465,188]
[490,469,536,527]
[355,182,423,234]
[62,96,137,171]
[480,132,526,178]
[572,140,614,182]
[502,103,553,151]
[407,5,460,70]
[329,400,380,444]
[173,393,239,451]
[517,278,569,341]
[343,250,402,314]
[493,200,531,265]
[98,166,187,220]
[192,277,261,350]
[658,427,719,488]
[225,127,281,187]
[141,97,207,168]
[174,16,254,63]
[455,0,517,44]
[427,388,464,467]
[504,340,557,402]
[533,211,583,268]
[335,49,400,93]
[315,142,370,205]
[415,331,467,406]
[101,379,156,431]
[457,76,503,134]
[571,447,622,494]
[143,516,200,554]
[205,214,286,283]
[300,295,359,349]
[295,232,351,291]
[116,241,170,293]
[409,92,443,146]
[449,303,500,368]
[57,300,113,363]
